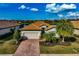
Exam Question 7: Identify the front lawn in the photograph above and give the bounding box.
[0,32,17,54]
[40,42,79,54]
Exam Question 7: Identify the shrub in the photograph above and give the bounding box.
[64,36,76,42]
[0,32,13,40]
[51,37,57,43]
[74,34,79,38]
[43,32,56,43]
[13,30,20,41]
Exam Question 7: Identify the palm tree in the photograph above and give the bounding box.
[56,19,74,42]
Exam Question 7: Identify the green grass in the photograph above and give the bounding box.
[0,32,17,54]
[1,32,79,54]
[40,42,79,54]
[0,40,17,54]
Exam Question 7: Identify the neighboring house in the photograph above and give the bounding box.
[0,21,20,35]
[20,21,56,39]
[71,21,79,35]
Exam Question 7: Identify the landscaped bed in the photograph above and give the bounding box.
[40,42,79,54]
[0,29,79,54]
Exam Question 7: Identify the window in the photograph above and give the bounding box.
[40,25,48,29]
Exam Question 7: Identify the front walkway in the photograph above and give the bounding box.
[14,39,40,56]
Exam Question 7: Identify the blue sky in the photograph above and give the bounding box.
[0,3,79,20]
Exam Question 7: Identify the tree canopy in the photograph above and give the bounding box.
[56,19,74,37]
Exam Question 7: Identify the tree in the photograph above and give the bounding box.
[56,19,74,42]
[40,28,45,39]
[13,30,20,41]
[43,32,56,43]
[10,28,15,33]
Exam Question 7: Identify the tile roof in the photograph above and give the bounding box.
[71,21,79,29]
[21,21,56,31]
[0,21,19,28]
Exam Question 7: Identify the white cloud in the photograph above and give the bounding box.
[45,9,51,12]
[46,3,56,9]
[18,5,26,9]
[45,3,59,13]
[57,12,79,19]
[30,8,38,11]
[45,3,76,13]
[60,4,76,9]
[76,13,79,16]
[18,5,38,12]
[67,12,76,16]
[66,12,79,19]
[67,12,79,17]
[58,14,63,18]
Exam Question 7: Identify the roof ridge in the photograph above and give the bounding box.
[31,24,41,29]
[21,21,56,31]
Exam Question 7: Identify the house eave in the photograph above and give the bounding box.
[74,28,79,30]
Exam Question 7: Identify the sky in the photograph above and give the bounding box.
[0,3,79,20]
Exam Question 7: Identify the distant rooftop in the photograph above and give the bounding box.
[0,21,19,29]
[71,20,79,29]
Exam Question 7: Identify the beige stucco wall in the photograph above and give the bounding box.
[46,28,56,33]
[46,28,59,37]
[74,29,79,35]
[21,31,41,39]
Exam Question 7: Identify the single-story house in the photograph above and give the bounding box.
[20,20,79,39]
[71,21,79,35]
[20,21,57,39]
[0,21,20,35]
